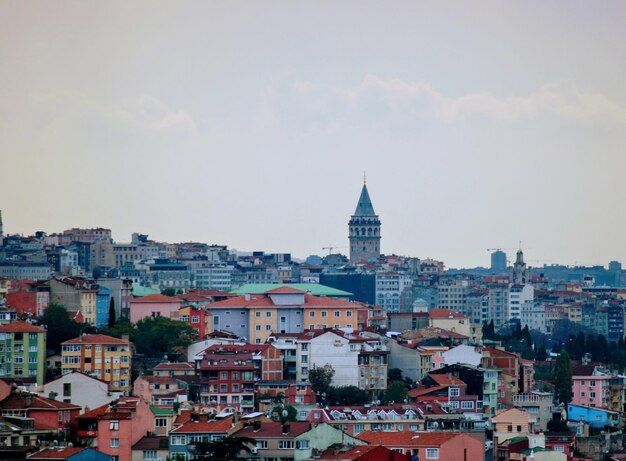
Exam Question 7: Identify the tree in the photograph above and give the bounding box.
[388,368,403,382]
[189,437,257,461]
[554,350,573,405]
[133,317,197,357]
[308,364,335,399]
[381,381,408,405]
[535,340,547,361]
[39,303,95,354]
[161,288,176,296]
[108,298,116,328]
[327,385,370,406]
[271,404,297,422]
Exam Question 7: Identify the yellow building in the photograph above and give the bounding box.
[61,334,132,391]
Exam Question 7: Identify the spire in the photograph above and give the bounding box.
[353,184,376,216]
[0,210,3,236]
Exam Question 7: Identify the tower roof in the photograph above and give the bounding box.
[353,184,376,216]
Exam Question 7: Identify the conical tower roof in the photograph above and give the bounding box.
[353,184,376,216]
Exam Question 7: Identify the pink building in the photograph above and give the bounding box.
[571,365,611,408]
[129,294,181,323]
[76,397,154,461]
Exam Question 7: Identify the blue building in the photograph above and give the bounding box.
[567,403,620,429]
[95,285,111,328]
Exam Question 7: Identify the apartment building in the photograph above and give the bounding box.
[0,321,47,386]
[61,334,132,391]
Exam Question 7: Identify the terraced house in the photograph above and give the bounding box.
[0,321,46,386]
[61,334,132,391]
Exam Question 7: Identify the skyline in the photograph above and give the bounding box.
[2,2,626,267]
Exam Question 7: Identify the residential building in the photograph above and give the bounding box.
[318,445,410,461]
[571,365,611,409]
[0,262,52,281]
[168,415,239,460]
[131,437,169,461]
[0,321,47,386]
[492,408,535,444]
[36,371,123,413]
[49,277,98,325]
[0,393,80,434]
[208,288,370,344]
[193,266,233,291]
[295,330,387,395]
[512,392,554,432]
[28,447,110,461]
[76,398,154,461]
[376,272,413,313]
[129,294,181,323]
[152,362,195,378]
[61,334,132,392]
[357,431,484,461]
[197,345,256,412]
[133,375,187,408]
[567,403,621,429]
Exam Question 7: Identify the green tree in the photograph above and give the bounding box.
[327,385,370,406]
[388,368,403,382]
[134,317,197,357]
[103,320,136,342]
[554,350,573,405]
[39,303,95,354]
[108,298,116,328]
[271,404,297,422]
[535,340,547,361]
[161,288,176,296]
[309,364,335,400]
[381,381,408,405]
[189,436,257,461]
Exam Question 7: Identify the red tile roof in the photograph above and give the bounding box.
[265,286,306,294]
[207,293,362,309]
[429,309,467,319]
[62,334,129,345]
[0,321,46,333]
[153,362,194,371]
[358,431,459,447]
[170,416,234,433]
[429,373,466,387]
[0,393,80,411]
[234,421,311,438]
[28,447,87,459]
[131,294,181,303]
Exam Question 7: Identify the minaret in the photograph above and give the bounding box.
[348,179,381,263]
[0,210,3,237]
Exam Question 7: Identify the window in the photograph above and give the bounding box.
[449,387,460,397]
[554,445,564,453]
[266,325,272,330]
[301,367,308,375]
[155,418,167,427]
[590,380,596,387]
[143,450,157,460]
[334,311,340,317]
[110,420,119,430]
[63,383,71,397]
[171,435,186,445]
[321,311,328,317]
[279,440,294,449]
[255,440,268,449]
[110,439,120,448]
[192,316,200,323]
[301,343,308,351]
[266,312,272,317]
[296,440,309,449]
[517,425,522,432]
[309,311,315,317]
[461,401,474,409]
[347,311,352,317]
[255,325,261,331]
[590,392,596,398]
[255,312,261,318]
[426,448,439,459]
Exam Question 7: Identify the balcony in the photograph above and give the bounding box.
[77,430,98,438]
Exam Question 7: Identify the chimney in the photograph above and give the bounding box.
[282,423,290,434]
[245,294,251,301]
[191,412,200,423]
[253,420,261,431]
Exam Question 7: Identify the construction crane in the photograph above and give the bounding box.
[322,245,348,255]
[486,247,518,252]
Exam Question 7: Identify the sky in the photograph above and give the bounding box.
[1,1,626,268]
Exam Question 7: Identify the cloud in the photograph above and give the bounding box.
[263,76,626,133]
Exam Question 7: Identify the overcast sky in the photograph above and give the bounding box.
[2,1,626,268]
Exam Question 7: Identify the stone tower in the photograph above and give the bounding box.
[511,248,531,285]
[349,182,381,263]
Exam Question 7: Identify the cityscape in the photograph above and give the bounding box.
[3,2,626,461]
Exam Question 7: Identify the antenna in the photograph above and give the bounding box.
[363,172,366,184]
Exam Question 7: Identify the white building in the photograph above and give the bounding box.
[521,301,547,333]
[194,266,233,290]
[36,371,123,413]
[509,284,534,321]
[442,345,482,367]
[376,272,413,313]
